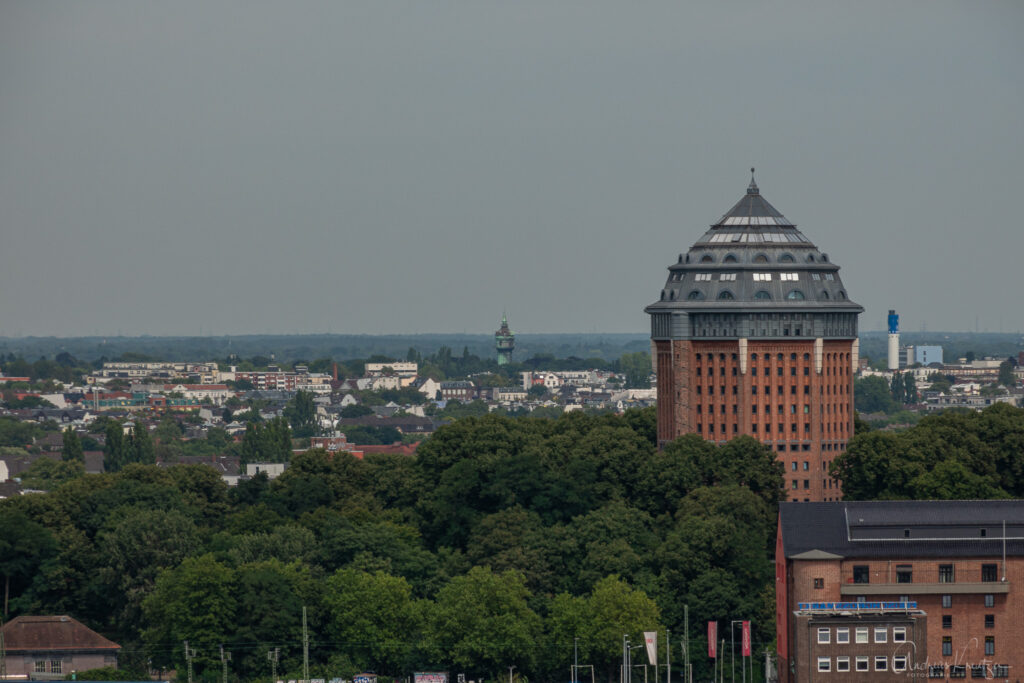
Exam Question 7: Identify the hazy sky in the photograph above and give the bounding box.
[1,1,1021,337]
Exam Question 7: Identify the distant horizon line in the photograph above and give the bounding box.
[1,329,1021,340]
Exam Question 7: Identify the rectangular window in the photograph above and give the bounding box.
[855,627,869,644]
[875,626,887,643]
[875,656,888,671]
[896,565,913,583]
[817,627,830,644]
[825,273,835,281]
[695,273,713,281]
[855,657,869,672]
[835,627,849,644]
[929,665,946,678]
[803,479,809,489]
[718,273,736,281]
[943,637,953,656]
[939,564,955,583]
[985,614,994,628]
[780,272,799,281]
[853,565,869,583]
[984,594,994,607]
[753,273,772,281]
[985,636,994,656]
[893,656,907,672]
[818,658,831,673]
[813,577,824,589]
[950,665,966,678]
[836,657,849,672]
[994,665,1009,677]
[893,626,906,642]
[942,594,952,608]
[811,273,821,280]
[981,563,998,582]
[50,660,62,674]
[943,615,952,629]
[35,662,46,674]
[971,665,986,678]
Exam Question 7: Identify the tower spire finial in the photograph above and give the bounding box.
[747,167,759,195]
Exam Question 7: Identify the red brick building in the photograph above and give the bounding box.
[646,173,861,502]
[777,501,1023,681]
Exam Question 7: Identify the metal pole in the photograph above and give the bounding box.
[508,664,515,683]
[730,621,743,683]
[666,629,670,683]
[184,641,194,683]
[574,637,579,683]
[302,606,309,683]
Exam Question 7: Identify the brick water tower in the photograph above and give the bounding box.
[645,171,862,502]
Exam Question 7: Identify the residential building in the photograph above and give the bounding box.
[645,173,862,502]
[365,362,418,377]
[440,381,475,401]
[0,615,120,679]
[776,500,1024,682]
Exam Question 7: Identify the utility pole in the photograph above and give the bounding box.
[268,648,279,683]
[184,641,196,683]
[573,637,579,683]
[219,645,231,683]
[1,614,7,681]
[666,629,670,683]
[302,606,309,683]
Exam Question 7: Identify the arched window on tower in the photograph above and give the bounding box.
[724,253,738,263]
[754,253,769,263]
[718,291,735,300]
[700,254,714,263]
[687,290,705,300]
[787,290,806,300]
[821,290,830,300]
[780,253,795,263]
[754,290,772,300]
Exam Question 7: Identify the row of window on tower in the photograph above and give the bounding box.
[678,271,834,282]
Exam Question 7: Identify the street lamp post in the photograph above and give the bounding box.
[508,664,515,683]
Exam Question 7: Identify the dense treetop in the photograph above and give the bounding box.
[0,408,781,683]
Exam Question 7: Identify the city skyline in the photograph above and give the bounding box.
[1,2,1022,337]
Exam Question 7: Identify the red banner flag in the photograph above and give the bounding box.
[708,622,717,658]
[741,621,751,657]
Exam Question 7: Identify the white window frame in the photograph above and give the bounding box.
[855,657,869,672]
[893,626,906,643]
[780,272,799,281]
[855,627,869,644]
[753,273,772,281]
[818,657,831,673]
[694,273,713,281]
[817,627,830,644]
[875,656,888,671]
[811,273,821,280]
[874,626,887,643]
[893,655,907,672]
[835,627,849,643]
[836,657,850,672]
[719,273,737,281]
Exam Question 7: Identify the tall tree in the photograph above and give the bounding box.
[103,421,127,472]
[62,426,84,462]
[998,360,1015,387]
[129,422,155,465]
[903,372,918,403]
[284,390,317,438]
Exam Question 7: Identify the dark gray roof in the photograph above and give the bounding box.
[714,175,793,225]
[646,173,863,314]
[781,500,1024,560]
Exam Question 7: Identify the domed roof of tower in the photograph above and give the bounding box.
[713,169,794,227]
[646,171,862,312]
